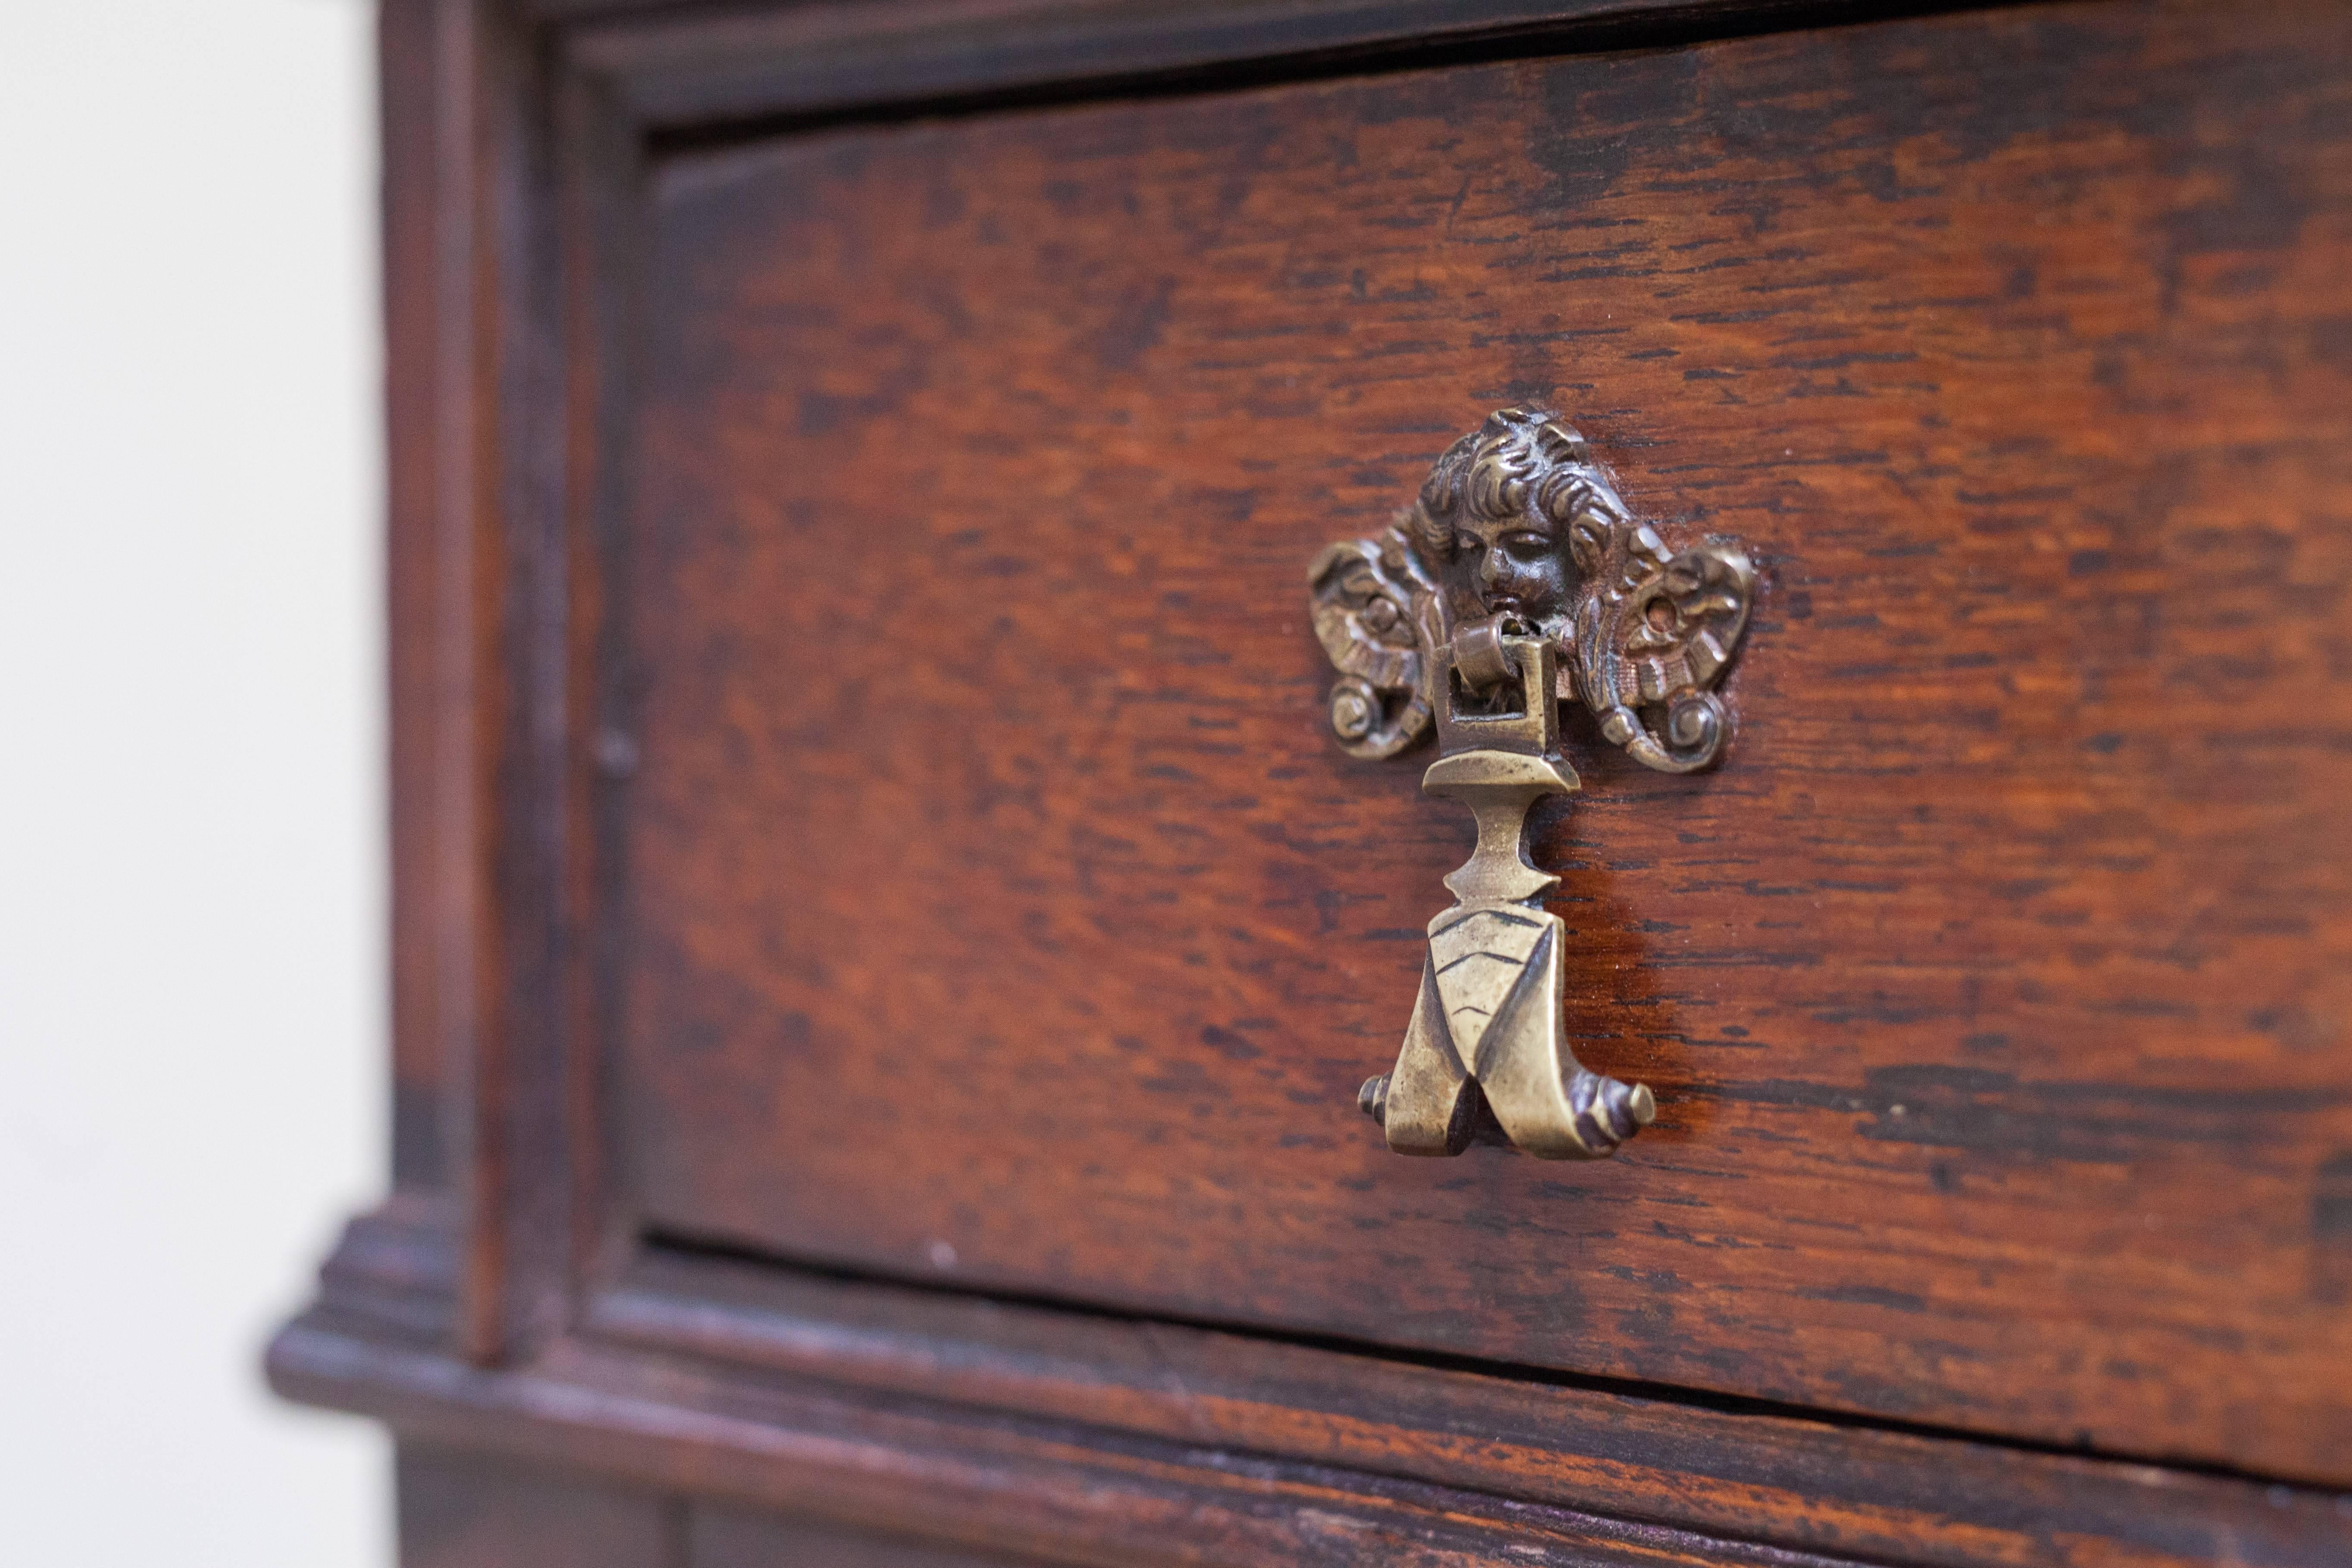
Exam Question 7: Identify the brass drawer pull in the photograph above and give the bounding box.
[1310,409,1755,1159]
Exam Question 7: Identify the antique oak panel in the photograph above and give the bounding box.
[603,0,2352,1481]
[276,1204,2348,1568]
[599,0,2352,1482]
[258,0,2352,1560]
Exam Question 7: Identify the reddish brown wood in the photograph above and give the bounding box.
[381,0,583,1364]
[600,0,2352,1482]
[385,0,444,1192]
[283,1324,1845,1565]
[399,1444,680,1568]
[284,1206,2352,1568]
[586,1235,2352,1568]
[303,0,2352,1558]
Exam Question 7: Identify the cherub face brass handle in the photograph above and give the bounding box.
[1309,408,1756,1159]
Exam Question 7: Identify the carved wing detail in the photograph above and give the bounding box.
[1562,515,1755,774]
[1306,524,1441,759]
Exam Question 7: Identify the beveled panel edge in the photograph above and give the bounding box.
[343,0,2352,1527]
[271,1205,1866,1568]
[565,0,2352,1485]
[269,1202,2352,1568]
[547,0,1936,133]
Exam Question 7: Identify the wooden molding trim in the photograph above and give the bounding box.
[271,1201,2349,1568]
[275,1210,1850,1568]
[550,0,1919,131]
[334,2,2352,1544]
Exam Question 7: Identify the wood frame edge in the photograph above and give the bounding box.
[268,1202,2350,1568]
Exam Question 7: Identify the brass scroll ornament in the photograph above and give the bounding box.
[1310,408,1755,1160]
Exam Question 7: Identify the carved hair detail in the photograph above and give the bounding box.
[1311,406,1757,774]
[1410,406,1629,566]
[1312,406,1763,1165]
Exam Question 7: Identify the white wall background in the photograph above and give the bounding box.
[0,1,387,1562]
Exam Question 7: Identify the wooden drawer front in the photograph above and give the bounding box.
[606,0,2352,1480]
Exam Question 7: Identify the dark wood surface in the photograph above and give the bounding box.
[378,0,590,1365]
[382,0,442,1193]
[299,1,2352,1560]
[554,0,1927,130]
[691,1505,1046,1568]
[278,1216,1883,1568]
[587,1236,2352,1568]
[600,0,2352,1482]
[275,1204,2352,1568]
[398,1445,680,1567]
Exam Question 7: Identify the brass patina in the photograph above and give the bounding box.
[1310,408,1755,1159]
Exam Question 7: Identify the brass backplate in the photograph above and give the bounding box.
[1311,408,1756,1159]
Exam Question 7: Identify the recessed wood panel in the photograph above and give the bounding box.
[608,0,2352,1480]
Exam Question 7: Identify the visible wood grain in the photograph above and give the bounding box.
[330,0,2352,1556]
[589,1237,2352,1568]
[399,1443,680,1568]
[289,1213,2333,1568]
[272,1208,2352,1568]
[603,0,2352,1482]
[281,1334,1858,1566]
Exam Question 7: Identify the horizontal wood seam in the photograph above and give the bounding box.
[270,1303,1885,1568]
[550,0,2008,142]
[620,1227,2338,1502]
[275,1201,2351,1568]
